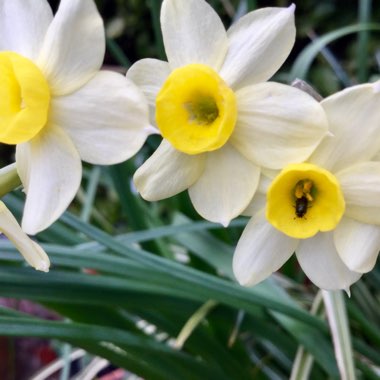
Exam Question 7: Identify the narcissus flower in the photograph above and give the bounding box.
[128,0,328,226]
[0,201,49,271]
[0,0,152,234]
[233,82,380,291]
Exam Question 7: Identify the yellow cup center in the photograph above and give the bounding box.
[266,163,345,239]
[0,52,50,145]
[156,64,237,155]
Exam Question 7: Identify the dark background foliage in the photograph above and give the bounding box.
[1,1,380,379]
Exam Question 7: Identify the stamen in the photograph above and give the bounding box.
[294,179,314,201]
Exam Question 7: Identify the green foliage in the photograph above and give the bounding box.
[2,1,380,379]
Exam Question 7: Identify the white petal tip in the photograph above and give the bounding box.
[288,3,296,12]
[22,218,46,236]
[21,224,38,237]
[235,278,246,287]
[234,273,259,288]
[237,277,252,287]
[344,288,351,297]
[232,268,247,286]
[233,261,259,288]
[35,261,50,272]
[220,219,231,228]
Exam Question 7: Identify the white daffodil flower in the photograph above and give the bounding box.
[0,201,49,271]
[233,82,380,291]
[0,0,153,234]
[128,0,329,226]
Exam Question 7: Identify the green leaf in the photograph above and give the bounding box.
[290,23,380,81]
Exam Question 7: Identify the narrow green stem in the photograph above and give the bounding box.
[147,0,166,60]
[106,37,131,68]
[290,291,324,380]
[175,300,218,348]
[80,166,102,223]
[59,343,72,380]
[357,0,372,82]
[322,290,356,380]
[0,163,21,198]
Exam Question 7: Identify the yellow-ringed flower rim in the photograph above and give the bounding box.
[0,52,50,145]
[266,163,345,239]
[156,64,237,155]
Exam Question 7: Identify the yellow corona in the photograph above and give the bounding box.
[156,64,237,155]
[266,163,345,239]
[0,52,50,144]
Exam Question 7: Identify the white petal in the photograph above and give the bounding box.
[189,144,260,226]
[161,0,228,70]
[336,161,380,225]
[241,173,273,216]
[296,233,362,290]
[0,201,50,271]
[334,217,380,273]
[233,210,298,286]
[0,0,53,60]
[134,140,204,201]
[310,83,380,172]
[241,192,266,217]
[220,5,295,89]
[37,0,105,96]
[51,71,151,165]
[231,82,328,169]
[127,58,171,125]
[127,59,171,103]
[16,125,82,235]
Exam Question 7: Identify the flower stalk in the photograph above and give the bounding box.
[322,290,356,380]
[0,163,21,198]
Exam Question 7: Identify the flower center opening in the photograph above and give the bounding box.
[266,163,345,239]
[0,52,50,145]
[156,64,237,155]
[293,179,314,218]
[185,94,219,125]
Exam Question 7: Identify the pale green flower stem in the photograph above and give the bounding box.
[174,299,218,349]
[290,291,324,380]
[291,290,356,380]
[322,290,356,380]
[0,163,21,198]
